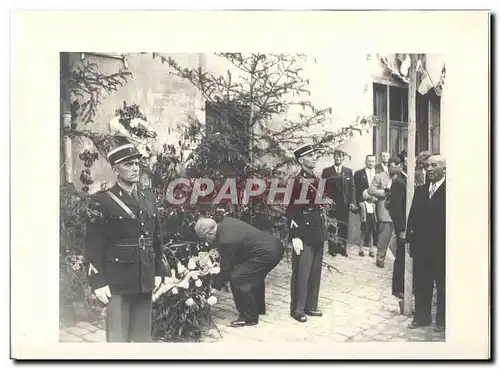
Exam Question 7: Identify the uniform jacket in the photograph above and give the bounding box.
[84,183,168,295]
[286,169,328,247]
[386,172,407,233]
[212,217,284,289]
[407,180,446,262]
[367,171,393,223]
[321,165,355,220]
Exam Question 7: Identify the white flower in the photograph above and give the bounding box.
[209,266,221,275]
[187,259,196,270]
[192,274,199,281]
[185,298,195,306]
[207,296,217,306]
[195,279,202,287]
[129,118,142,128]
[177,262,187,275]
[179,280,189,289]
[171,287,178,295]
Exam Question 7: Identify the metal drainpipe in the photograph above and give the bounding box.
[61,53,73,184]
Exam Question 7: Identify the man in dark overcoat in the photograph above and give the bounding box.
[322,149,357,256]
[406,155,446,332]
[194,216,284,327]
[384,154,407,298]
[84,137,170,342]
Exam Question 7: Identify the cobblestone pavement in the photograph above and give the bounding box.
[59,245,445,343]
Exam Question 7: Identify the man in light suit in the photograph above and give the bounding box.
[407,155,446,332]
[367,159,395,268]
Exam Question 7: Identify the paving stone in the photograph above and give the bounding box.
[65,326,89,337]
[76,321,99,332]
[59,333,84,342]
[82,330,106,343]
[332,325,364,338]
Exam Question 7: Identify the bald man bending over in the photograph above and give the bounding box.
[407,155,446,332]
[195,216,284,327]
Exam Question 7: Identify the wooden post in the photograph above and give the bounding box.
[60,52,74,184]
[403,54,418,315]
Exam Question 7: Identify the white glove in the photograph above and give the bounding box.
[94,285,112,305]
[292,238,303,255]
[155,276,163,288]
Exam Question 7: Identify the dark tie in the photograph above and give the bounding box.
[131,187,139,202]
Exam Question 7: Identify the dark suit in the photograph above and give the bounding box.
[375,163,388,174]
[212,217,284,323]
[354,168,378,251]
[84,183,169,342]
[322,165,355,254]
[415,168,432,187]
[286,170,328,316]
[407,179,446,326]
[386,172,407,295]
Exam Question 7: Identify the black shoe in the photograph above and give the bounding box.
[358,250,365,257]
[291,314,307,323]
[305,310,323,317]
[369,251,376,258]
[229,319,258,327]
[376,260,384,268]
[434,325,445,333]
[392,292,404,299]
[408,320,431,329]
[341,249,348,257]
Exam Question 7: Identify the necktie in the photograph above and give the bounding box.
[429,183,436,198]
[131,187,139,202]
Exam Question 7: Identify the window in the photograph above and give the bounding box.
[373,83,440,157]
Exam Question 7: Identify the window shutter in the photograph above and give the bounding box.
[373,83,388,156]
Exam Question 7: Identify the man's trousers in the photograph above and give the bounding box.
[414,256,446,327]
[230,248,283,323]
[290,242,324,316]
[359,213,378,254]
[105,292,153,342]
[392,237,405,295]
[376,222,394,263]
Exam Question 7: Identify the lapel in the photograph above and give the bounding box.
[110,183,139,214]
[431,180,446,201]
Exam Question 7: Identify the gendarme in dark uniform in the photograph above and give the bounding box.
[286,144,329,323]
[84,137,169,342]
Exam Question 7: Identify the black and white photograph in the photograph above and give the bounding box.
[10,10,490,360]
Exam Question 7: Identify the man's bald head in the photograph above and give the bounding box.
[426,155,446,183]
[194,217,218,243]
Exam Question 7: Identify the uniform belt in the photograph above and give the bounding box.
[112,237,154,248]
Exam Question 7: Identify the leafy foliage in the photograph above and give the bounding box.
[59,183,104,322]
[69,59,132,125]
[152,52,377,236]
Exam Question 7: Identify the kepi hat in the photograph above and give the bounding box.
[107,136,142,166]
[293,143,317,160]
